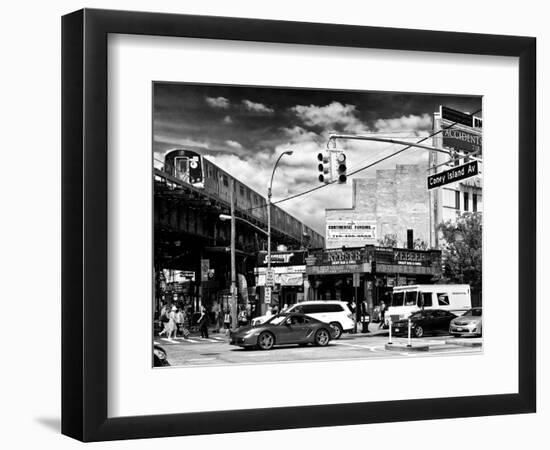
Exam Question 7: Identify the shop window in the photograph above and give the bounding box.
[437,293,450,306]
[464,192,469,211]
[473,193,478,212]
[455,190,460,209]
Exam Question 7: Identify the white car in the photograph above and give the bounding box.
[252,301,355,339]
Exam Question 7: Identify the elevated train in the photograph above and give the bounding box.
[163,149,324,248]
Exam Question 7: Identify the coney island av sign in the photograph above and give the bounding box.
[427,160,479,190]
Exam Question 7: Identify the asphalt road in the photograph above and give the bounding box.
[154,330,482,367]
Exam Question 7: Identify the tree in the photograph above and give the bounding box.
[413,238,429,250]
[437,212,482,293]
[378,233,398,248]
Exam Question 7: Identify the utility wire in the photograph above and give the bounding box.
[270,108,482,207]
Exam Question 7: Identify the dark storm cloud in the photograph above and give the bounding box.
[153,82,481,233]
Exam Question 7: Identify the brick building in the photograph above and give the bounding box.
[326,164,430,249]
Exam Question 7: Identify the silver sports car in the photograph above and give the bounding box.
[229,312,332,350]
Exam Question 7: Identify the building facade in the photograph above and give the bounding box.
[326,164,431,249]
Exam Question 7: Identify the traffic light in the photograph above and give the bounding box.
[317,152,331,183]
[336,152,347,183]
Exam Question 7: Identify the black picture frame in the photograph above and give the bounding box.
[62,8,536,442]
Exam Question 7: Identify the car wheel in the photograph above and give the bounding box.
[414,325,424,338]
[257,331,275,350]
[329,322,343,339]
[315,329,331,347]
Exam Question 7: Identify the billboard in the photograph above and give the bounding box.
[326,220,377,249]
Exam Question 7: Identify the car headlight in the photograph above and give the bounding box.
[153,348,166,360]
[244,329,260,338]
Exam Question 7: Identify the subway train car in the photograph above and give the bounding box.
[163,149,323,248]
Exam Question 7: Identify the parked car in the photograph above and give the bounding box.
[449,307,483,337]
[251,301,355,339]
[230,313,332,350]
[391,309,457,338]
[153,344,170,367]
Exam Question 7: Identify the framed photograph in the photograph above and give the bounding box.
[62,8,536,442]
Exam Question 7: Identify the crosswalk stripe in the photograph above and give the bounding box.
[154,341,160,345]
[161,338,178,343]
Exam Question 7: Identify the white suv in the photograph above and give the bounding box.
[252,301,355,339]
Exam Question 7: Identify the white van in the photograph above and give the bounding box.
[384,284,471,326]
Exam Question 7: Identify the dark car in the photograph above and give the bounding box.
[391,309,457,338]
[230,312,332,350]
[153,344,170,367]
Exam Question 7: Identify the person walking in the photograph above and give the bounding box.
[175,308,185,337]
[223,309,232,335]
[378,300,386,329]
[198,306,210,338]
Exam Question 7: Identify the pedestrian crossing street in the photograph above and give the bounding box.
[154,335,228,345]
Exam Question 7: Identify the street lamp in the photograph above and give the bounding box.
[219,214,269,237]
[266,150,293,314]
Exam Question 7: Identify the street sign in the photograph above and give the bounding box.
[265,269,275,287]
[427,161,479,190]
[264,287,272,304]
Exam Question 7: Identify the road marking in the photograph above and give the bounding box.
[333,342,383,352]
[161,338,178,343]
[173,337,200,343]
[187,358,217,362]
[153,341,160,345]
[200,338,221,342]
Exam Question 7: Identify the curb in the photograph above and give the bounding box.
[445,339,482,347]
[385,343,429,352]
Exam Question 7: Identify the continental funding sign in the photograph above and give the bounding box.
[427,161,479,190]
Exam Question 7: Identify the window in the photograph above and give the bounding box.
[405,291,418,306]
[222,174,229,187]
[391,292,404,307]
[473,193,478,212]
[455,190,460,209]
[418,292,432,307]
[239,185,245,197]
[464,192,469,211]
[437,293,450,306]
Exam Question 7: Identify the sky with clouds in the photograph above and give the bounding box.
[153,83,481,235]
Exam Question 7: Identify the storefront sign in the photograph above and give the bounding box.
[306,262,370,275]
[394,249,432,266]
[427,161,479,190]
[257,251,305,267]
[319,248,366,266]
[255,266,306,287]
[442,128,482,154]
